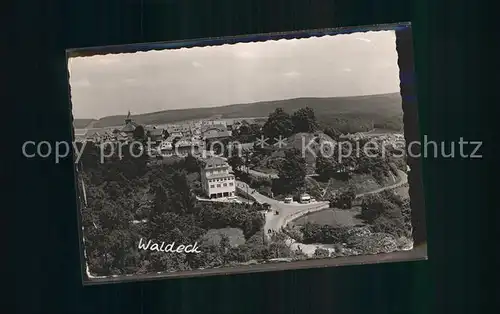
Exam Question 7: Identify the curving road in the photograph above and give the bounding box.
[236,169,408,256]
[354,170,408,197]
[287,170,408,255]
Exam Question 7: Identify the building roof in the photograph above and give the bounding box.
[204,156,229,169]
[77,129,102,138]
[202,125,227,133]
[176,141,202,148]
[160,137,203,149]
[147,129,164,137]
[74,129,88,136]
[204,130,231,139]
[206,172,235,179]
[121,122,137,132]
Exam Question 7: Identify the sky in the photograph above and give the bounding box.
[69,30,400,119]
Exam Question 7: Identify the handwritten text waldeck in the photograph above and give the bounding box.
[138,238,202,253]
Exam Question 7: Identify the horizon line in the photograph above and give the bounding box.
[74,91,401,120]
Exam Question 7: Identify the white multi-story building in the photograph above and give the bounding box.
[201,156,236,199]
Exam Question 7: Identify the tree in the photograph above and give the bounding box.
[133,125,146,140]
[360,193,402,224]
[249,124,262,137]
[316,156,337,179]
[147,250,190,273]
[262,108,294,141]
[313,248,331,258]
[300,223,353,244]
[162,129,170,139]
[292,107,319,133]
[346,232,398,255]
[150,184,169,219]
[219,234,231,253]
[219,138,232,157]
[323,127,341,141]
[228,154,244,173]
[112,143,148,179]
[268,232,293,258]
[371,215,405,237]
[167,170,197,215]
[237,148,256,170]
[276,149,307,194]
[172,136,181,147]
[183,153,200,173]
[77,141,102,170]
[335,186,356,209]
[233,123,261,143]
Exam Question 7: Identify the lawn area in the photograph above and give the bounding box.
[315,171,401,200]
[202,228,246,247]
[312,173,381,199]
[291,207,364,228]
[252,166,278,175]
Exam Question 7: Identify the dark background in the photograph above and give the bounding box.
[9,0,490,313]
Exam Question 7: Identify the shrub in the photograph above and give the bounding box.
[313,248,331,258]
[346,232,398,254]
[300,223,355,244]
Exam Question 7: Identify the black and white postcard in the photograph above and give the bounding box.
[68,23,427,284]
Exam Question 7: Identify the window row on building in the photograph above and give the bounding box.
[207,169,228,174]
[207,177,233,183]
[209,182,234,188]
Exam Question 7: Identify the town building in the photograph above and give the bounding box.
[74,128,109,143]
[74,129,89,142]
[146,128,164,143]
[201,123,226,133]
[200,156,236,199]
[202,126,232,142]
[227,120,243,131]
[202,119,227,128]
[117,111,167,143]
[121,111,138,137]
[159,137,203,157]
[191,127,202,136]
[165,123,193,137]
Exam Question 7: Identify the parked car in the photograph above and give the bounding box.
[284,197,293,204]
[299,194,311,204]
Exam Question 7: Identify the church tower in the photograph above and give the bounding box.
[121,110,137,136]
[125,110,132,125]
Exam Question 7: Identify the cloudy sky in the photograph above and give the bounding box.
[69,30,400,119]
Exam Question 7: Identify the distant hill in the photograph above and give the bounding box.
[75,93,403,131]
[73,119,96,129]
